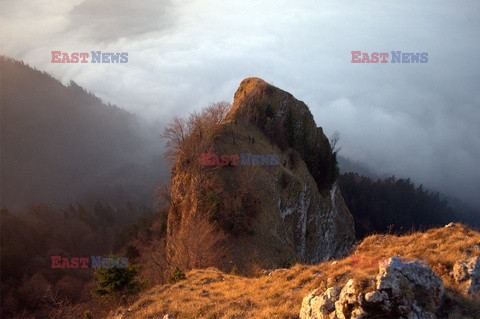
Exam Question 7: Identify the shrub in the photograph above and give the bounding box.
[125,245,140,261]
[230,265,240,275]
[92,254,145,297]
[83,310,94,319]
[169,267,186,283]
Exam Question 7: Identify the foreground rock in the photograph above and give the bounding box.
[300,257,444,319]
[453,256,480,296]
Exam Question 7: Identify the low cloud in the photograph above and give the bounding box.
[1,0,479,207]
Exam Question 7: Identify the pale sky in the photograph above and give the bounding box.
[1,0,479,207]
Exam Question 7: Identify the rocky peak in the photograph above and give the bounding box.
[166,78,355,271]
[226,77,338,192]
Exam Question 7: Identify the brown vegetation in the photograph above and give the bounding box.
[161,101,230,165]
[0,203,154,318]
[111,223,480,319]
[167,212,228,271]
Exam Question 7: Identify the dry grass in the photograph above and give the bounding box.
[110,223,480,319]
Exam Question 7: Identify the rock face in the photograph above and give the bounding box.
[300,257,445,319]
[453,257,480,296]
[300,287,341,319]
[166,78,355,270]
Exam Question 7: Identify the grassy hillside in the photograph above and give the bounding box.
[111,223,480,318]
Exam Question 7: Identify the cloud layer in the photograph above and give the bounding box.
[1,0,479,207]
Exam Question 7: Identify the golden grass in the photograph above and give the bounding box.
[111,223,480,319]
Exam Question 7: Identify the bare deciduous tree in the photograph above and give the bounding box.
[155,181,172,210]
[161,116,189,162]
[42,285,81,319]
[203,101,230,124]
[330,130,341,154]
[167,211,227,271]
[161,101,231,163]
[140,237,168,285]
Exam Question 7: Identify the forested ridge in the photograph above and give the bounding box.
[339,172,480,238]
[0,57,166,317]
[0,56,166,209]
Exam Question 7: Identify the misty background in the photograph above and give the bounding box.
[1,0,479,209]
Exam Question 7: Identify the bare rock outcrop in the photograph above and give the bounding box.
[166,78,355,271]
[452,256,480,296]
[300,257,444,319]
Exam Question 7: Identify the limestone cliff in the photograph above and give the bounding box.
[166,78,355,271]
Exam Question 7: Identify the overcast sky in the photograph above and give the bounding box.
[1,0,479,208]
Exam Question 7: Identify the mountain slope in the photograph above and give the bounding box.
[0,56,165,208]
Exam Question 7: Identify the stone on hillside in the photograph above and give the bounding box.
[335,279,361,319]
[453,256,480,296]
[300,257,444,319]
[375,257,444,309]
[300,287,341,319]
